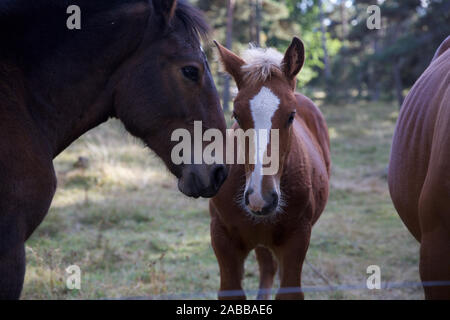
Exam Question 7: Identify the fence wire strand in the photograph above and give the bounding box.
[110,280,450,300]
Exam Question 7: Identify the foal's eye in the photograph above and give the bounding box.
[181,66,200,82]
[288,112,296,125]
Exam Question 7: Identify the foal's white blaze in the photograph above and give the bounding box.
[246,87,280,208]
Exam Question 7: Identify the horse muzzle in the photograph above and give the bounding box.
[177,164,228,198]
[244,188,279,216]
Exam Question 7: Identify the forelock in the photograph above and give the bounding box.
[174,0,210,44]
[241,46,284,85]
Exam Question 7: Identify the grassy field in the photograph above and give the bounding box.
[22,100,423,300]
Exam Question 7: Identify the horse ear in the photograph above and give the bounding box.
[153,0,177,24]
[282,37,305,86]
[214,40,246,90]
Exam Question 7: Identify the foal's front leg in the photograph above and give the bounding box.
[255,246,277,300]
[210,218,249,300]
[274,227,311,300]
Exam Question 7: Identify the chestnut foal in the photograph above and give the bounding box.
[210,38,331,300]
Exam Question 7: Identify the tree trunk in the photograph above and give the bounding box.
[318,0,331,82]
[255,0,261,46]
[339,0,348,42]
[249,0,255,43]
[249,0,261,46]
[357,70,363,99]
[370,34,381,101]
[222,0,235,112]
[393,58,405,108]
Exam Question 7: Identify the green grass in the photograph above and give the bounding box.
[22,101,422,300]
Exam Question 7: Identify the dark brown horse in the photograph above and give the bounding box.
[210,38,331,299]
[0,0,227,299]
[388,35,450,300]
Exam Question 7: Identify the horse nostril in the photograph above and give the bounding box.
[212,165,227,189]
[270,192,279,208]
[189,171,202,196]
[244,188,254,206]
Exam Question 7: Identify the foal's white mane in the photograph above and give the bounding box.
[241,45,284,85]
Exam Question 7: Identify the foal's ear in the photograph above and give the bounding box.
[282,37,305,86]
[214,40,246,90]
[153,0,177,24]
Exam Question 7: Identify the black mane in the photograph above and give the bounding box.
[0,0,210,39]
[174,0,210,42]
[0,0,210,61]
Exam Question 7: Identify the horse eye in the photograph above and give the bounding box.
[181,66,199,82]
[288,112,296,125]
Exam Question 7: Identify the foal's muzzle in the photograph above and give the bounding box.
[178,164,228,198]
[244,188,279,216]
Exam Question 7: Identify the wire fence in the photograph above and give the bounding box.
[112,280,450,300]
